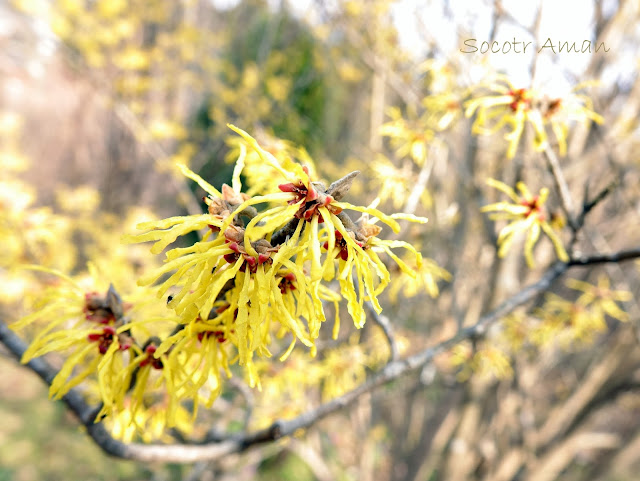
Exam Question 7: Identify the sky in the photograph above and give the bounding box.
[209,0,630,98]
[388,0,622,93]
[5,0,631,98]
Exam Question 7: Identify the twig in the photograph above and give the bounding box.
[568,248,640,266]
[270,218,301,246]
[403,152,434,217]
[365,302,399,362]
[326,171,360,201]
[542,145,578,230]
[576,177,619,227]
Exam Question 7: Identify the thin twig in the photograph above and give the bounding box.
[542,145,577,230]
[365,303,399,362]
[568,248,640,266]
[577,177,619,227]
[403,152,435,217]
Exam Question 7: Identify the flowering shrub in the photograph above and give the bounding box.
[11,125,428,437]
[2,6,637,477]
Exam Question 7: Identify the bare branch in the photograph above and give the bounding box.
[577,177,619,226]
[568,248,640,266]
[365,302,399,362]
[542,145,577,230]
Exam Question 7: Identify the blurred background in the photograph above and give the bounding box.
[1,0,640,480]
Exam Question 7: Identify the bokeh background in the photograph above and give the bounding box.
[1,0,640,480]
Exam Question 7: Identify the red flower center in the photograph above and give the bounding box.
[140,344,164,370]
[520,196,545,221]
[322,230,365,261]
[508,89,531,112]
[87,326,129,354]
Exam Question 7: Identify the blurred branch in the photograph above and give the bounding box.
[525,432,621,481]
[2,248,640,463]
[568,248,640,266]
[531,332,637,449]
[577,178,619,227]
[403,151,435,217]
[529,3,543,84]
[541,145,577,230]
[365,302,398,362]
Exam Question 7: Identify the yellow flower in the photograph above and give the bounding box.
[369,154,432,210]
[11,264,188,432]
[105,398,194,443]
[473,346,513,380]
[388,255,451,301]
[126,125,428,392]
[536,84,604,156]
[465,77,539,159]
[450,342,513,381]
[532,293,606,346]
[418,60,467,131]
[481,178,569,267]
[55,185,101,214]
[465,76,603,158]
[531,275,629,349]
[567,276,632,322]
[319,206,427,328]
[224,131,316,184]
[421,92,464,131]
[97,336,183,427]
[380,106,434,165]
[11,268,134,400]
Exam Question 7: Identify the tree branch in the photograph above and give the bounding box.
[568,248,640,266]
[365,302,398,362]
[1,249,639,463]
[542,145,577,230]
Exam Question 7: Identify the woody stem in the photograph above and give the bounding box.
[542,145,578,231]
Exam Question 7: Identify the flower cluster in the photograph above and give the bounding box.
[11,267,186,429]
[124,125,426,390]
[449,342,513,381]
[464,76,603,158]
[481,178,568,267]
[380,106,434,166]
[531,276,631,346]
[10,126,428,437]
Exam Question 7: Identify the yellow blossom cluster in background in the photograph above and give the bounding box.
[447,276,631,381]
[531,276,631,347]
[482,178,569,267]
[253,328,394,428]
[464,75,603,158]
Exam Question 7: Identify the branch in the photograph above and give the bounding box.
[576,177,619,228]
[542,145,577,230]
[2,249,640,463]
[365,302,399,362]
[568,248,640,266]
